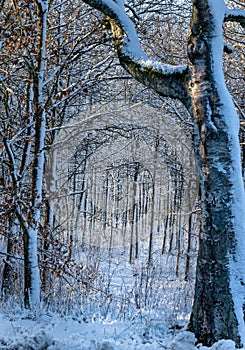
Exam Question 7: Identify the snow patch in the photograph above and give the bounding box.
[0,331,52,350]
[0,313,244,350]
[168,331,197,350]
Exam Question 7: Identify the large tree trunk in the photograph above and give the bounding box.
[188,0,245,346]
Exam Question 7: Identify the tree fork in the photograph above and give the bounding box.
[82,0,245,346]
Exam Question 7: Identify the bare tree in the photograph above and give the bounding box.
[82,0,245,346]
[0,0,115,306]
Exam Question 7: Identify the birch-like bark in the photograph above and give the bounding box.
[83,0,191,109]
[187,1,245,345]
[23,0,48,307]
[83,0,245,346]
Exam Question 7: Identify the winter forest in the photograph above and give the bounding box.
[0,0,245,349]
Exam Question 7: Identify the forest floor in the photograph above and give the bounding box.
[0,309,241,350]
[0,246,243,349]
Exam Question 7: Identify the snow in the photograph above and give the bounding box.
[98,0,144,57]
[0,244,242,350]
[89,0,187,76]
[137,59,187,75]
[0,310,242,350]
[208,0,245,345]
[1,0,244,349]
[27,229,41,307]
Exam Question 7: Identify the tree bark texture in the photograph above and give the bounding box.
[187,1,245,346]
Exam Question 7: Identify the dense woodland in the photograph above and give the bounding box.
[0,0,244,347]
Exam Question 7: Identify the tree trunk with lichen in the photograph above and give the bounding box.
[187,1,245,346]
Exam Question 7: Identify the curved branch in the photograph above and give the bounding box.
[83,0,191,109]
[224,9,245,28]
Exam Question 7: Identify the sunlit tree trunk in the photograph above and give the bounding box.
[187,1,245,345]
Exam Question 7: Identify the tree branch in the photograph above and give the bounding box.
[0,251,24,261]
[83,0,191,109]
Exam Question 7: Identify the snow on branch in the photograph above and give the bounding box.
[83,0,191,107]
[224,8,245,28]
[34,0,48,12]
[84,0,186,73]
[84,0,143,55]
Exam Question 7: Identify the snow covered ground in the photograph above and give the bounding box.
[0,309,242,350]
[0,244,243,350]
